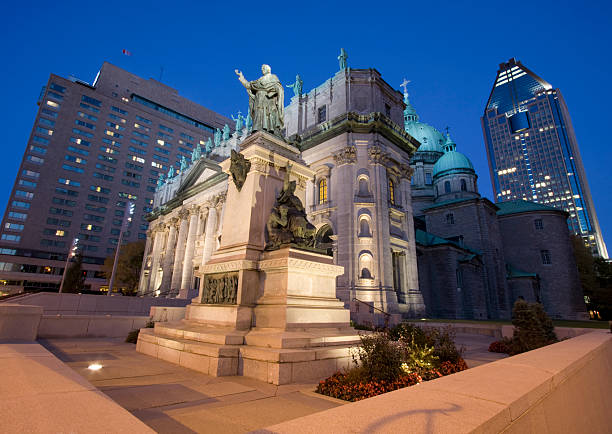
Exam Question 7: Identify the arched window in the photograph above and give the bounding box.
[318,178,328,204]
[388,179,395,205]
[358,178,369,195]
[359,253,374,279]
[460,179,467,191]
[444,180,451,193]
[359,218,371,237]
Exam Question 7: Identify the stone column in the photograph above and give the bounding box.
[158,218,178,294]
[179,206,200,298]
[170,209,190,295]
[137,229,153,295]
[200,203,218,267]
[146,224,165,294]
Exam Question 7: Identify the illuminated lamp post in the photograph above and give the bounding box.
[59,237,79,293]
[108,201,135,296]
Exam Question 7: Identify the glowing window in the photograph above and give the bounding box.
[318,178,328,204]
[388,179,395,205]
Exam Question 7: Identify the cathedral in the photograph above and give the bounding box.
[138,61,587,322]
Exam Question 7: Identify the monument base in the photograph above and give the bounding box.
[137,248,360,385]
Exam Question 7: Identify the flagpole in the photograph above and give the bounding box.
[59,237,79,293]
[107,202,135,296]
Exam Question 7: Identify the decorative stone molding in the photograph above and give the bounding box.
[368,145,389,165]
[166,217,179,230]
[250,156,270,174]
[258,257,344,277]
[188,205,200,216]
[332,146,357,166]
[200,259,259,274]
[399,164,414,180]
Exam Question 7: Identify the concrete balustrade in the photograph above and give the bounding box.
[262,330,612,433]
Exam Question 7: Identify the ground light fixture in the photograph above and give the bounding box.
[87,363,103,371]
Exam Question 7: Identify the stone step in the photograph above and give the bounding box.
[153,321,248,345]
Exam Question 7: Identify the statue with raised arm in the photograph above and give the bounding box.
[222,124,230,141]
[214,128,221,147]
[338,48,348,70]
[235,64,284,137]
[286,74,303,98]
[231,111,245,134]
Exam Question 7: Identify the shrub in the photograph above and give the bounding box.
[488,338,512,354]
[125,319,155,344]
[399,337,438,375]
[388,323,464,364]
[511,300,558,355]
[351,332,403,382]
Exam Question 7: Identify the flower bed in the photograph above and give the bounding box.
[316,360,468,402]
[316,324,468,402]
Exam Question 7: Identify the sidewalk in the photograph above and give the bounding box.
[40,332,503,433]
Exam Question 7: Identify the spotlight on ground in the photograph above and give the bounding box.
[87,363,103,371]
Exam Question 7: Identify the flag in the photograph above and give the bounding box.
[122,49,132,56]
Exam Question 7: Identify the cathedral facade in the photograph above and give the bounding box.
[138,63,586,321]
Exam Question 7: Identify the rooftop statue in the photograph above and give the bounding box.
[180,156,188,171]
[266,164,316,250]
[235,64,284,138]
[205,137,212,153]
[214,128,221,147]
[168,166,175,179]
[286,74,303,97]
[222,124,231,141]
[157,173,165,187]
[338,48,348,70]
[191,142,202,162]
[245,112,253,130]
[231,111,245,133]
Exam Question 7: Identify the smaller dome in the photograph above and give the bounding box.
[405,122,445,153]
[432,133,475,178]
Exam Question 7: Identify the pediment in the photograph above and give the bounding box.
[175,157,224,194]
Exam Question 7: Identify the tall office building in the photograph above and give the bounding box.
[0,62,230,294]
[482,58,607,258]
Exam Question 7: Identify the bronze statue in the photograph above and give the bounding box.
[235,64,284,137]
[229,149,251,192]
[266,165,316,250]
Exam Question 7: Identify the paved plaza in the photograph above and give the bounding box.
[39,333,504,433]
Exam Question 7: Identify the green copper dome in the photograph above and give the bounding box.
[432,133,475,178]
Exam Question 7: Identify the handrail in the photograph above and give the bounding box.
[352,297,391,328]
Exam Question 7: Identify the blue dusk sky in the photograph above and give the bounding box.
[3,0,611,253]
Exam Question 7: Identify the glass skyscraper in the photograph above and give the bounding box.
[481,58,607,258]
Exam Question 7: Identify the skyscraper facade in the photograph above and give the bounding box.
[0,62,230,294]
[481,58,607,258]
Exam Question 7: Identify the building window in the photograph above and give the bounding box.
[460,179,467,191]
[540,249,551,265]
[388,179,395,205]
[318,178,328,204]
[318,106,327,123]
[425,172,432,185]
[534,219,543,230]
[444,180,451,193]
[359,218,372,237]
[446,213,455,225]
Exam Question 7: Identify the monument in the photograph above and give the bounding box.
[137,64,358,385]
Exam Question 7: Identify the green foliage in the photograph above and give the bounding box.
[62,253,86,293]
[102,241,145,295]
[351,333,403,382]
[510,300,558,355]
[388,323,464,364]
[399,336,438,375]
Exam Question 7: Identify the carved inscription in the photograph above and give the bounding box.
[202,272,238,304]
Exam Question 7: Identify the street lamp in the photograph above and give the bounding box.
[108,201,135,296]
[59,237,79,293]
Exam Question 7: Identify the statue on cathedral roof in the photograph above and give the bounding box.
[214,128,221,147]
[231,111,245,134]
[245,112,253,130]
[157,172,165,187]
[205,138,212,153]
[168,166,175,179]
[222,124,230,141]
[180,156,188,171]
[191,143,202,162]
[338,48,348,70]
[286,74,303,97]
[235,64,284,138]
[266,164,316,250]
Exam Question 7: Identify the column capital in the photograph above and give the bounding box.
[188,205,200,216]
[178,208,190,220]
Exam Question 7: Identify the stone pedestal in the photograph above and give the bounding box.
[137,132,359,385]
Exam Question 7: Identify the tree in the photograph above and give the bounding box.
[571,235,612,319]
[102,241,145,295]
[63,253,86,293]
